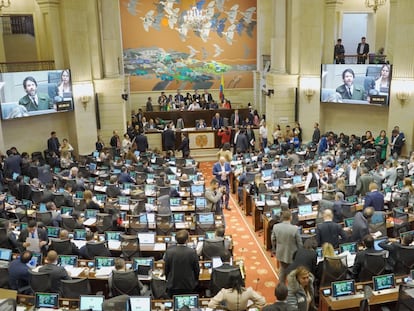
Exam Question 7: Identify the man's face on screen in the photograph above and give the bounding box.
[343,72,354,86]
[24,80,37,97]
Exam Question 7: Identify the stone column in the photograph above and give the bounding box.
[271,0,286,74]
[322,0,344,64]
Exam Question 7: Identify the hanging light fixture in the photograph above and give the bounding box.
[183,3,208,31]
[365,0,386,13]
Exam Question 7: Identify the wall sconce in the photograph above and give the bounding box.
[80,95,91,110]
[266,89,274,97]
[396,91,410,105]
[304,88,315,101]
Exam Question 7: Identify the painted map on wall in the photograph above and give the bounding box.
[119,0,257,92]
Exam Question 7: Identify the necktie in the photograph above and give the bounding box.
[31,232,35,238]
[348,87,352,98]
[33,97,38,107]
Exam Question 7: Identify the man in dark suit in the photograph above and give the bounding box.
[364,182,384,211]
[135,132,148,152]
[109,130,121,157]
[164,230,199,297]
[213,156,232,211]
[356,167,374,196]
[211,113,223,130]
[356,37,369,64]
[106,175,122,198]
[263,283,296,311]
[230,109,241,128]
[47,131,60,157]
[351,207,374,242]
[8,250,32,293]
[316,209,347,248]
[18,76,53,112]
[312,122,320,144]
[162,123,176,154]
[336,68,367,101]
[118,166,135,184]
[390,128,405,157]
[3,149,22,178]
[379,234,413,272]
[209,250,242,295]
[177,132,190,158]
[17,220,49,254]
[334,38,345,64]
[202,89,213,103]
[235,129,249,154]
[39,250,71,294]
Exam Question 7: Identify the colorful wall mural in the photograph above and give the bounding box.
[119,0,257,92]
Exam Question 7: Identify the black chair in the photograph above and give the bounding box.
[31,189,44,204]
[49,239,73,255]
[28,270,51,293]
[368,211,387,237]
[157,195,171,215]
[129,214,149,234]
[394,245,414,275]
[36,211,53,226]
[150,277,169,299]
[210,266,243,296]
[158,186,170,197]
[85,241,111,259]
[52,193,65,208]
[358,251,387,282]
[61,278,90,299]
[392,208,410,237]
[96,213,113,233]
[396,282,414,310]
[155,214,174,236]
[17,184,32,201]
[120,234,141,260]
[319,255,349,287]
[102,295,130,311]
[202,239,226,260]
[61,215,79,231]
[0,267,9,289]
[111,270,142,296]
[341,203,356,219]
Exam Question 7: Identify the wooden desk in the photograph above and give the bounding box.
[263,215,275,251]
[242,186,252,216]
[251,199,263,232]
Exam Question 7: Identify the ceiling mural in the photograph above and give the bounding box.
[120,0,257,92]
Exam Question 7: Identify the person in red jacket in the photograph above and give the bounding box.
[217,126,231,148]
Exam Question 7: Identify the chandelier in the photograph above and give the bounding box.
[183,6,208,31]
[365,0,386,13]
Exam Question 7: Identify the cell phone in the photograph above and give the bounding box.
[323,288,331,296]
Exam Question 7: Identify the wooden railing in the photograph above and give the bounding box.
[0,60,55,72]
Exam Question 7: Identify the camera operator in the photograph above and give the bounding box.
[205,178,226,215]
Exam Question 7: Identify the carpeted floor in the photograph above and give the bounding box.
[199,162,278,303]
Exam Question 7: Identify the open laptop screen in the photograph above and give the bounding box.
[373,274,395,291]
[197,212,215,224]
[80,295,104,311]
[298,204,313,216]
[173,294,199,311]
[35,292,59,309]
[132,257,154,272]
[0,248,12,261]
[94,257,115,269]
[58,255,78,267]
[339,242,357,254]
[74,229,87,240]
[46,226,61,238]
[137,232,156,244]
[331,280,356,298]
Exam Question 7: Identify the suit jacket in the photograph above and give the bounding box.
[263,301,296,311]
[352,247,382,280]
[106,184,121,198]
[351,212,369,242]
[271,221,303,264]
[135,134,148,152]
[316,221,347,248]
[230,113,241,127]
[357,43,369,55]
[345,167,361,185]
[162,129,176,150]
[356,174,374,196]
[17,228,49,253]
[211,117,223,130]
[19,93,52,112]
[39,263,71,293]
[8,259,30,291]
[336,84,366,100]
[391,134,405,155]
[212,162,231,184]
[47,137,60,155]
[235,133,249,153]
[4,154,22,177]
[286,248,317,276]
[164,244,200,292]
[178,137,190,157]
[364,190,384,211]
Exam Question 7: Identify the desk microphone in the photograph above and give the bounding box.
[255,277,260,291]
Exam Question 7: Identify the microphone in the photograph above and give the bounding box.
[255,278,260,291]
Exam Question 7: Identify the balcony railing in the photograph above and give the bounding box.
[0,60,55,73]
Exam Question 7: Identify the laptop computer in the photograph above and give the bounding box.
[73,229,87,240]
[374,237,388,251]
[170,198,182,207]
[190,184,204,197]
[373,274,398,294]
[105,231,121,249]
[292,175,303,185]
[137,232,156,245]
[339,242,358,254]
[261,169,273,181]
[46,226,60,238]
[195,197,207,210]
[58,255,78,267]
[346,195,358,204]
[94,257,115,269]
[60,206,73,215]
[344,217,354,228]
[298,204,313,216]
[197,212,215,224]
[89,162,97,172]
[0,248,12,268]
[173,294,199,311]
[129,296,151,311]
[35,292,59,310]
[75,191,84,199]
[95,194,107,203]
[80,295,105,311]
[331,280,359,300]
[39,203,47,212]
[29,252,43,267]
[133,257,154,280]
[144,184,156,196]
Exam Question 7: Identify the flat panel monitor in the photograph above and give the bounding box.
[118,196,129,205]
[292,175,303,185]
[80,295,104,311]
[95,194,107,202]
[94,257,115,269]
[0,248,12,261]
[173,213,185,223]
[129,296,151,311]
[132,256,154,271]
[195,197,207,209]
[173,294,199,311]
[105,231,121,241]
[22,199,32,209]
[88,162,97,171]
[344,217,354,228]
[58,255,78,267]
[170,197,182,207]
[190,184,204,195]
[35,292,59,309]
[0,69,74,120]
[74,229,87,240]
[197,212,215,224]
[261,169,272,180]
[339,242,357,254]
[29,252,43,267]
[271,207,281,218]
[46,226,60,238]
[308,187,318,194]
[60,206,73,215]
[400,230,414,240]
[331,279,356,298]
[371,212,385,224]
[345,195,358,204]
[272,179,280,188]
[144,184,156,196]
[85,209,98,219]
[75,191,84,199]
[298,204,313,216]
[137,232,156,244]
[373,274,395,291]
[39,202,47,212]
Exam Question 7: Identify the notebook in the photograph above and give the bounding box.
[80,295,104,311]
[35,292,59,310]
[173,294,199,311]
[373,274,398,294]
[169,198,182,207]
[195,197,207,210]
[73,229,86,240]
[0,248,12,268]
[105,231,121,249]
[60,206,73,215]
[129,296,151,311]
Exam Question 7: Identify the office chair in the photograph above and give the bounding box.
[31,189,44,204]
[155,214,174,236]
[319,255,349,287]
[368,211,386,237]
[341,203,356,219]
[202,239,226,260]
[120,234,141,260]
[157,195,172,215]
[195,220,216,236]
[96,213,113,233]
[358,251,387,282]
[150,277,169,299]
[392,208,410,238]
[158,186,170,197]
[52,193,65,208]
[102,295,130,311]
[28,270,51,293]
[111,270,142,296]
[17,184,32,201]
[0,267,9,289]
[61,278,90,298]
[210,267,243,296]
[49,239,73,255]
[61,215,79,232]
[394,245,414,275]
[128,214,149,234]
[85,241,111,259]
[35,211,53,226]
[396,282,414,311]
[73,199,86,213]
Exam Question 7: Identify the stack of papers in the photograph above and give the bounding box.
[65,267,85,277]
[95,267,113,277]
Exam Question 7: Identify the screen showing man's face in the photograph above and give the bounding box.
[343,72,354,86]
[24,80,37,96]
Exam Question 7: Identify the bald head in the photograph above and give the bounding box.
[323,209,333,221]
[46,250,58,264]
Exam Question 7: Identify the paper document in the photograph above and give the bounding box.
[26,237,40,253]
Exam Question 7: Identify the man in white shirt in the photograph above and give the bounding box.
[259,121,268,150]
